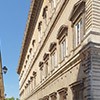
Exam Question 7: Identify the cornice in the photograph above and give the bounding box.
[17,0,43,74]
[57,25,68,39]
[69,0,85,23]
[49,42,57,52]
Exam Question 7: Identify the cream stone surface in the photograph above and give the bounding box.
[17,0,100,100]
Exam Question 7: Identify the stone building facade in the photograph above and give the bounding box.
[0,51,5,100]
[17,0,100,100]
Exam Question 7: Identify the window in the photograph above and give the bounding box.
[57,87,67,100]
[30,76,33,91]
[51,51,57,69]
[39,62,44,82]
[43,53,49,77]
[49,0,56,12]
[29,48,32,53]
[27,55,29,59]
[43,96,49,100]
[69,0,85,48]
[38,21,42,42]
[45,62,48,77]
[33,71,37,88]
[49,42,57,72]
[70,80,84,100]
[57,25,68,62]
[49,92,57,100]
[60,39,66,61]
[75,19,82,46]
[42,6,48,26]
[32,39,35,47]
[51,0,56,8]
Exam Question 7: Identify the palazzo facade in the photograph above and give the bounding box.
[17,0,100,100]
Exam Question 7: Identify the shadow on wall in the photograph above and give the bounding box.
[70,42,98,100]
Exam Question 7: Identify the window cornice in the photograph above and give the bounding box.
[43,95,49,100]
[69,0,85,24]
[42,6,48,19]
[43,53,49,61]
[57,25,68,39]
[69,79,84,88]
[57,87,68,94]
[33,71,37,77]
[49,42,57,52]
[39,61,44,67]
[49,92,57,97]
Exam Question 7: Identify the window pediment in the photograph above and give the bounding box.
[43,95,49,100]
[57,25,68,39]
[49,42,57,52]
[39,61,44,67]
[32,39,35,46]
[38,21,42,31]
[28,80,30,83]
[57,87,68,94]
[49,92,57,97]
[30,76,33,80]
[33,71,36,76]
[70,80,84,89]
[69,0,85,23]
[43,53,49,60]
[42,6,48,19]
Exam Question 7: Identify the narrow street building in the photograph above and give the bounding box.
[17,0,100,100]
[0,51,5,100]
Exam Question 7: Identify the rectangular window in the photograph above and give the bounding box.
[40,68,43,82]
[75,19,82,47]
[60,39,66,61]
[45,62,48,77]
[51,52,55,69]
[51,50,57,71]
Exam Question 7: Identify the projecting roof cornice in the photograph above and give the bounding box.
[17,0,44,74]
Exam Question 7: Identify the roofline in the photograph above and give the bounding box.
[17,0,43,74]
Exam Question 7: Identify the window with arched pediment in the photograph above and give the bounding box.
[49,42,57,72]
[69,0,85,48]
[57,25,68,62]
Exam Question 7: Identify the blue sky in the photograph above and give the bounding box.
[0,0,31,98]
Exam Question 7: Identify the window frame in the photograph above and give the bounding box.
[69,0,85,49]
[74,18,83,47]
[57,25,68,62]
[49,42,57,72]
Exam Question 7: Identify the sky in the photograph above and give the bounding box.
[0,0,31,98]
